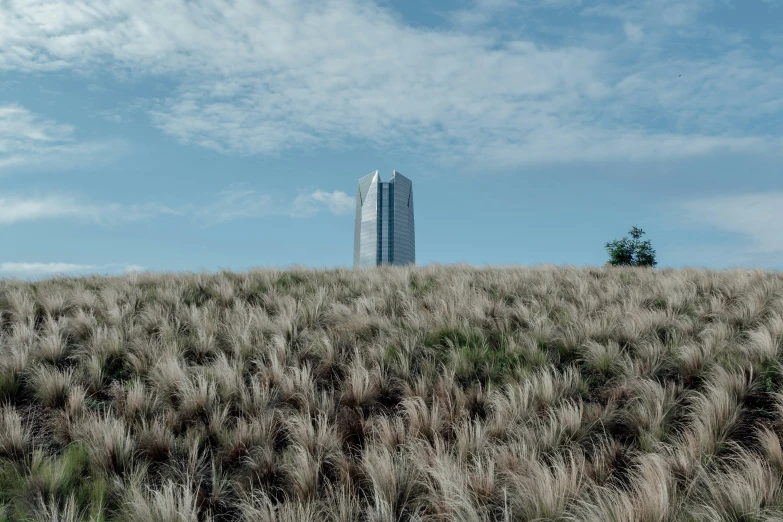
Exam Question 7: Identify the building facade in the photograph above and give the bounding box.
[353,170,415,268]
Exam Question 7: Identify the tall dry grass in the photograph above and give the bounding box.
[0,264,782,520]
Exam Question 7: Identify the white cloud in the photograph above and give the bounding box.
[291,190,354,217]
[0,194,179,225]
[0,262,98,274]
[98,111,123,124]
[0,0,780,170]
[671,192,783,265]
[763,32,783,58]
[0,104,72,143]
[0,262,147,276]
[450,0,583,26]
[197,187,283,224]
[623,21,644,42]
[0,104,129,173]
[0,195,81,224]
[197,185,354,223]
[584,0,713,27]
[0,187,350,227]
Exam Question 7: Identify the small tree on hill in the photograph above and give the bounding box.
[605,226,657,267]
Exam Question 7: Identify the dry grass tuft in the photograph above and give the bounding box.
[123,479,199,522]
[0,403,31,459]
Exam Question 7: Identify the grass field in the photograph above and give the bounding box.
[1,264,783,521]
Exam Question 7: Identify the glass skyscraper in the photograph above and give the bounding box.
[353,170,415,268]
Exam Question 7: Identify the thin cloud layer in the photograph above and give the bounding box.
[2,0,780,170]
[0,262,146,278]
[0,187,353,227]
[673,192,783,264]
[198,186,355,224]
[0,104,128,173]
[0,262,97,274]
[0,104,72,145]
[291,190,354,218]
[0,262,144,275]
[0,194,179,225]
[197,187,282,224]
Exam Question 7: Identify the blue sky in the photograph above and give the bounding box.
[1,0,782,278]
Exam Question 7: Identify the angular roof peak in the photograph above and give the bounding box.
[391,170,410,182]
[359,170,408,185]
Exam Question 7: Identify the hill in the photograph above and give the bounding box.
[1,264,783,521]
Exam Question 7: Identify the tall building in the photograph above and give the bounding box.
[353,170,415,268]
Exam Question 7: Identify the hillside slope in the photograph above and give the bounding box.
[1,264,783,521]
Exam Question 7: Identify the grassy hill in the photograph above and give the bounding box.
[1,264,783,521]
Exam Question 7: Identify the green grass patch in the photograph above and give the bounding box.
[425,325,527,385]
[241,282,269,305]
[424,325,482,351]
[181,283,214,307]
[0,460,26,507]
[537,337,577,366]
[0,442,102,520]
[409,275,438,294]
[0,372,20,403]
[274,273,307,290]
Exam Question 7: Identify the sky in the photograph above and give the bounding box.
[1,0,782,279]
